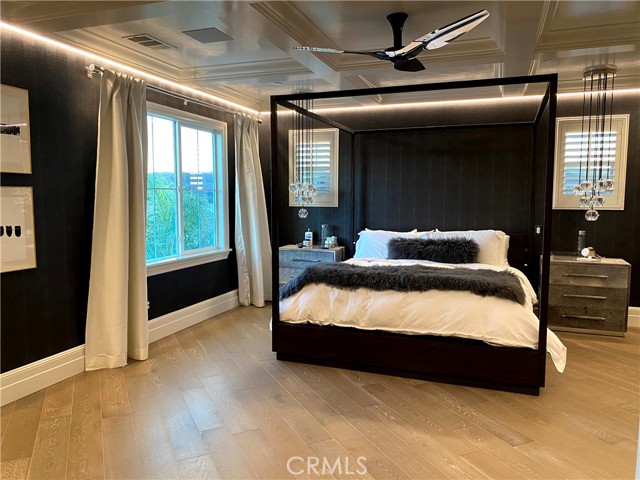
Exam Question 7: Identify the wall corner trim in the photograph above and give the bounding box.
[629,306,640,328]
[0,290,240,406]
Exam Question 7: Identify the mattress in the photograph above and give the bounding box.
[279,258,567,372]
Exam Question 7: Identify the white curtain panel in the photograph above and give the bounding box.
[235,114,272,307]
[85,70,149,370]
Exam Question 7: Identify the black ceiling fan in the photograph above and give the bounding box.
[294,9,490,72]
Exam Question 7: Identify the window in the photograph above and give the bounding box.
[553,115,629,210]
[288,128,339,207]
[146,103,229,275]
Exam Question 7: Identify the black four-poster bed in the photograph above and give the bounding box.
[270,74,558,395]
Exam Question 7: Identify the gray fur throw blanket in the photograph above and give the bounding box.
[279,263,526,305]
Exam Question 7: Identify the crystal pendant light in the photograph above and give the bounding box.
[288,96,318,218]
[572,65,616,222]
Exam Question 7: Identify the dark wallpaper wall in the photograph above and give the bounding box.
[1,31,239,373]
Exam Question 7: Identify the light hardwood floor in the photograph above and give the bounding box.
[1,305,638,480]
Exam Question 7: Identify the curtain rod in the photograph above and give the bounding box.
[85,64,261,123]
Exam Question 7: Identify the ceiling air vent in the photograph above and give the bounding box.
[123,33,175,50]
[182,27,232,44]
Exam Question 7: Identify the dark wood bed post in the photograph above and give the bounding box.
[270,96,280,325]
[536,76,558,387]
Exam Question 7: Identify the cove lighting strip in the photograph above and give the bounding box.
[0,21,259,116]
[271,87,640,115]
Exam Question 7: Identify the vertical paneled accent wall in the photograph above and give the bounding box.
[0,31,239,373]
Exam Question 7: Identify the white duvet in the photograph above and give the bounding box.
[279,258,567,372]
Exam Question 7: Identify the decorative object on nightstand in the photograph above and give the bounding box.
[279,244,345,287]
[548,253,631,336]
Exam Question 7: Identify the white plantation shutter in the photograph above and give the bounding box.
[289,128,339,207]
[553,115,629,210]
[562,131,617,196]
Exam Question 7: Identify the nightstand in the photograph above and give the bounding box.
[279,245,345,287]
[548,253,631,336]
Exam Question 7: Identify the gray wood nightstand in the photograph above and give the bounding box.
[278,245,345,287]
[549,253,631,336]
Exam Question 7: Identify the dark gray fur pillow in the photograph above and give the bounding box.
[388,237,480,264]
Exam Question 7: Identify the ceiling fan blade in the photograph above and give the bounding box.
[417,9,490,51]
[394,58,425,72]
[294,46,345,54]
[294,46,382,58]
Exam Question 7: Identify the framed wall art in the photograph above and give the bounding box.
[1,186,36,272]
[1,84,32,173]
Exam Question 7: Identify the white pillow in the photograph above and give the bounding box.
[365,228,417,233]
[355,229,420,259]
[423,230,510,266]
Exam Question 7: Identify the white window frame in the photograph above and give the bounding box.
[146,103,230,276]
[553,115,629,210]
[288,128,339,207]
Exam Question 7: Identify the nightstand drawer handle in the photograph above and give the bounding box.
[561,294,607,300]
[292,258,322,263]
[563,273,608,279]
[561,314,606,321]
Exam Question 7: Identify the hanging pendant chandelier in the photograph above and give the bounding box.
[288,96,318,218]
[573,65,616,222]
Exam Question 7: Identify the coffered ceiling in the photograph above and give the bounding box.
[2,1,639,110]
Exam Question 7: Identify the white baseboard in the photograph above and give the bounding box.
[0,345,85,407]
[0,290,239,407]
[148,290,239,343]
[629,306,640,328]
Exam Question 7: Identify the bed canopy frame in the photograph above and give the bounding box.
[270,74,558,395]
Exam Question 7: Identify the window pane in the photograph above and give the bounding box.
[182,189,216,251]
[148,188,178,260]
[199,191,216,248]
[181,126,215,189]
[148,115,176,188]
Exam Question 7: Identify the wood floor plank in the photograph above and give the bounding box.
[174,329,219,380]
[176,454,220,480]
[232,387,316,460]
[458,450,525,479]
[201,426,256,480]
[307,439,376,480]
[453,419,577,480]
[0,457,31,480]
[200,375,258,434]
[125,374,180,479]
[229,351,288,399]
[27,415,71,480]
[233,429,292,480]
[414,382,534,447]
[99,368,130,419]
[363,382,478,456]
[181,387,225,432]
[66,371,104,480]
[102,415,143,480]
[147,365,209,462]
[314,386,451,480]
[515,441,605,480]
[267,394,332,445]
[41,378,74,419]
[0,402,15,444]
[1,390,45,463]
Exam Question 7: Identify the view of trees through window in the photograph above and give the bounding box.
[146,112,222,263]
